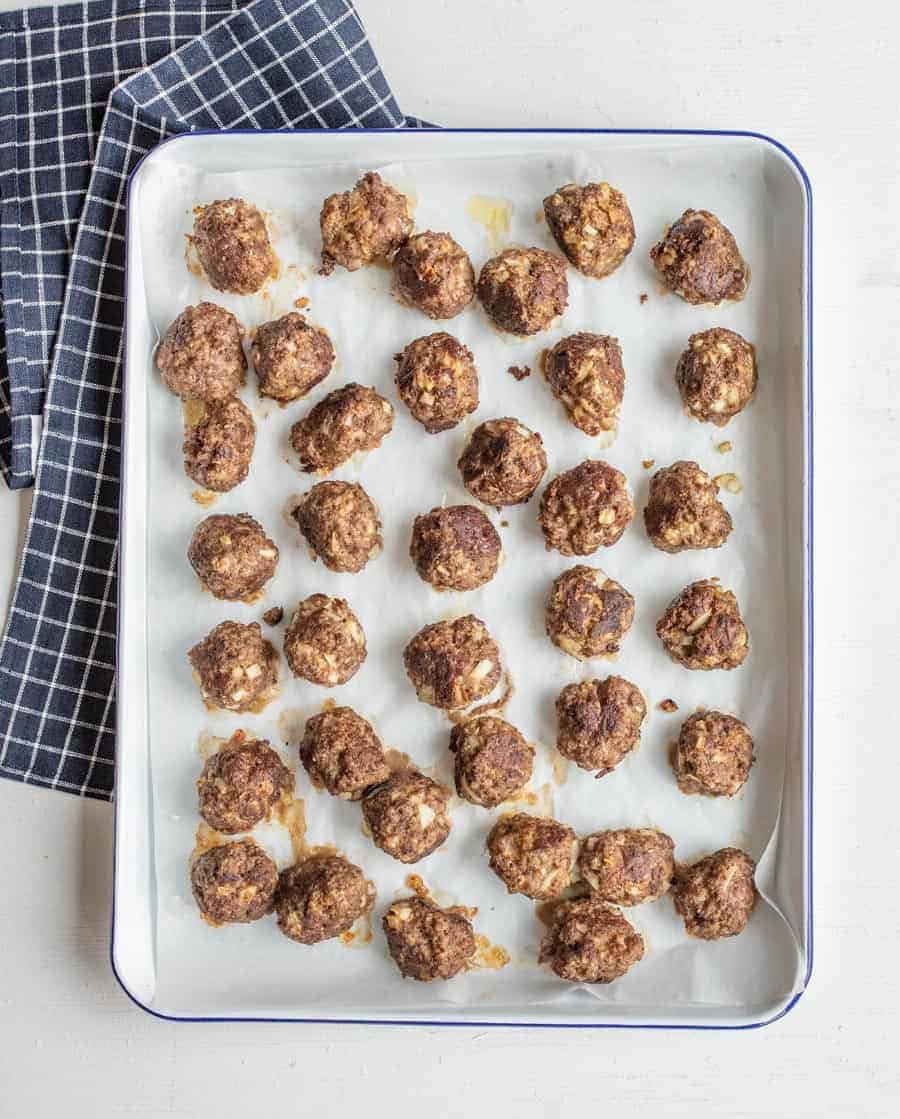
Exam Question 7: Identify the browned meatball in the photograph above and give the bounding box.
[541,332,625,438]
[190,839,277,926]
[319,171,413,274]
[673,710,754,797]
[644,461,733,553]
[486,813,577,900]
[197,734,293,833]
[539,896,644,983]
[293,481,382,573]
[543,181,635,279]
[546,566,635,660]
[449,716,534,808]
[283,594,366,687]
[183,396,256,493]
[672,848,758,939]
[383,896,475,980]
[362,771,452,863]
[676,328,758,425]
[188,620,279,713]
[193,198,275,295]
[275,854,375,944]
[392,232,475,319]
[650,209,750,305]
[188,513,279,600]
[157,303,246,401]
[403,615,501,709]
[656,579,749,670]
[458,418,547,506]
[579,829,674,905]
[290,383,394,474]
[477,246,568,335]
[539,460,634,556]
[555,675,646,776]
[251,312,335,403]
[409,505,501,592]
[299,706,390,800]
[394,332,479,433]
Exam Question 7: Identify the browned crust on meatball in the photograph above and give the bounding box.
[188,513,279,600]
[193,198,275,295]
[541,332,625,437]
[458,418,547,506]
[293,481,382,573]
[409,505,501,592]
[676,327,758,426]
[391,232,475,319]
[383,896,476,980]
[672,847,758,939]
[543,181,635,279]
[319,171,413,274]
[300,706,390,800]
[539,460,634,556]
[190,839,278,926]
[449,716,534,808]
[673,710,755,797]
[251,312,335,403]
[394,332,479,433]
[546,566,635,660]
[539,896,644,983]
[644,460,733,553]
[403,615,501,709]
[362,771,452,863]
[486,813,577,900]
[650,209,749,305]
[275,854,375,944]
[290,383,394,474]
[555,675,646,776]
[656,579,749,670]
[197,735,293,834]
[477,246,569,335]
[578,829,674,906]
[283,594,366,687]
[188,620,279,713]
[183,396,256,493]
[157,303,247,401]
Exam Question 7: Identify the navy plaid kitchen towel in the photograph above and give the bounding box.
[0,0,418,799]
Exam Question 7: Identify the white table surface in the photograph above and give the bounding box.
[0,1,897,1114]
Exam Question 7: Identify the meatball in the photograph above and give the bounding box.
[656,579,749,670]
[293,481,382,573]
[676,328,758,426]
[672,848,758,939]
[290,383,394,474]
[458,418,547,506]
[190,839,277,926]
[362,771,452,863]
[672,710,754,797]
[188,620,279,713]
[197,735,293,833]
[392,231,475,319]
[477,246,568,335]
[394,332,478,433]
[409,505,501,592]
[578,828,674,905]
[193,198,275,295]
[275,854,375,945]
[283,594,366,687]
[650,209,750,305]
[299,706,390,800]
[555,675,646,776]
[538,460,634,556]
[383,896,475,981]
[644,461,733,553]
[450,716,534,808]
[188,513,279,600]
[541,332,624,438]
[543,181,635,279]
[539,896,644,983]
[157,302,246,401]
[546,566,635,660]
[403,615,501,709]
[486,813,577,900]
[319,171,413,274]
[251,312,335,403]
[183,396,256,493]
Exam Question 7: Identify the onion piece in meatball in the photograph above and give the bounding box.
[191,839,277,926]
[283,594,366,687]
[644,460,732,553]
[477,246,568,335]
[188,620,279,713]
[251,312,335,403]
[383,896,476,980]
[290,382,394,475]
[650,209,750,305]
[362,771,452,863]
[293,481,382,574]
[656,579,749,670]
[538,460,634,556]
[578,828,674,905]
[157,302,246,401]
[458,418,547,506]
[183,396,256,493]
[392,232,475,319]
[546,565,635,660]
[672,847,758,939]
[543,181,636,278]
[193,198,275,295]
[486,813,577,900]
[449,716,534,808]
[319,171,413,274]
[409,505,501,592]
[672,710,754,797]
[394,332,479,433]
[676,328,758,426]
[555,675,646,777]
[539,896,644,983]
[300,706,390,800]
[188,513,278,600]
[275,854,375,944]
[403,615,501,710]
[541,332,625,438]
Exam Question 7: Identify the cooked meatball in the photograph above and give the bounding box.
[283,594,366,687]
[157,302,246,401]
[275,854,375,945]
[555,675,646,776]
[300,706,390,799]
[650,209,750,305]
[673,710,754,797]
[541,332,624,438]
[409,505,501,592]
[251,312,335,403]
[579,828,674,905]
[486,813,577,900]
[644,461,733,553]
[362,771,452,863]
[293,481,382,573]
[477,246,568,335]
[676,328,758,425]
[543,181,635,279]
[392,231,475,319]
[193,198,275,295]
[188,513,279,600]
[539,460,634,556]
[383,896,475,980]
[290,383,394,474]
[546,566,635,660]
[188,620,279,713]
[672,848,758,939]
[458,418,547,506]
[656,579,749,670]
[197,735,293,833]
[450,716,534,808]
[403,615,501,709]
[394,332,478,433]
[190,839,277,926]
[183,396,256,492]
[319,171,413,274]
[539,896,644,983]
